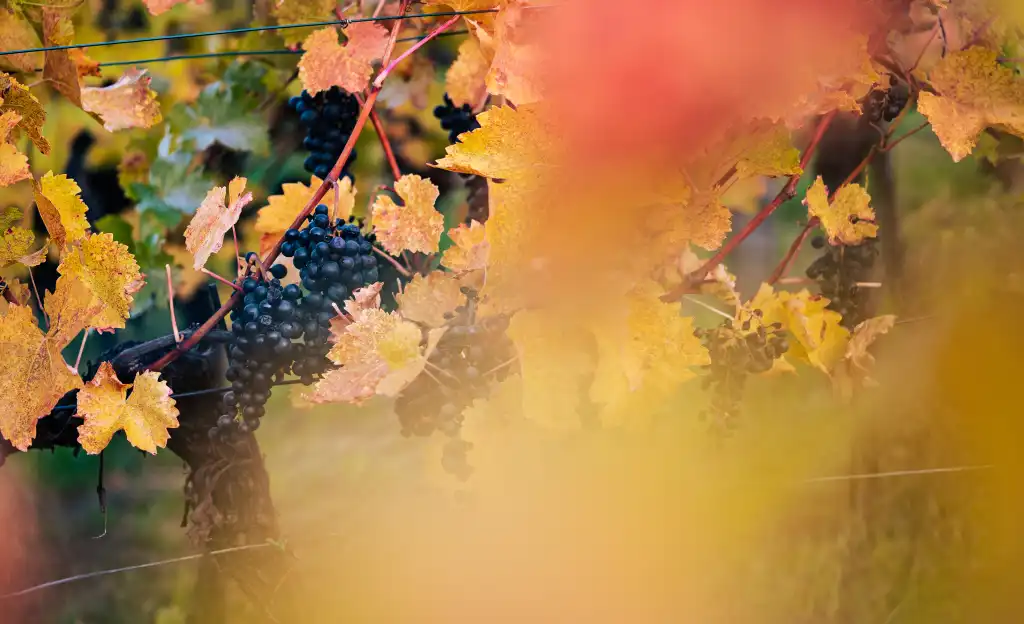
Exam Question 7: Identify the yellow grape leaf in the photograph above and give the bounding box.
[0,225,46,268]
[0,304,83,451]
[42,8,82,108]
[76,362,179,454]
[741,284,850,373]
[144,0,203,15]
[443,220,489,272]
[447,37,490,107]
[0,111,30,187]
[371,174,444,254]
[255,175,354,253]
[57,233,145,332]
[506,307,594,430]
[735,121,802,178]
[396,272,464,327]
[831,314,896,402]
[185,177,253,270]
[309,307,424,404]
[0,73,50,154]
[33,171,90,251]
[804,176,877,245]
[486,0,543,105]
[298,24,389,95]
[344,282,384,318]
[433,104,553,179]
[44,276,104,348]
[274,0,336,46]
[918,47,1024,162]
[0,7,42,75]
[1,277,30,307]
[81,69,163,132]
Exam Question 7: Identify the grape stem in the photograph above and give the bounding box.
[73,329,91,373]
[28,267,48,329]
[662,111,838,303]
[372,15,461,89]
[371,246,413,278]
[363,97,402,181]
[166,265,181,343]
[146,0,413,374]
[200,268,243,292]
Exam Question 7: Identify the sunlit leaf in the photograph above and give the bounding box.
[42,8,82,107]
[433,104,553,179]
[273,0,336,46]
[0,224,46,269]
[298,24,389,95]
[76,362,179,455]
[184,177,252,270]
[442,220,489,273]
[255,175,354,253]
[371,174,444,254]
[57,233,145,333]
[446,37,490,107]
[0,72,50,154]
[486,0,543,105]
[804,176,877,245]
[396,272,463,327]
[0,111,30,187]
[82,69,163,132]
[33,171,90,251]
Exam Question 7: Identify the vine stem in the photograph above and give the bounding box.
[146,0,413,374]
[28,268,48,329]
[372,15,461,88]
[200,268,243,292]
[166,265,181,343]
[662,110,837,302]
[372,246,413,277]
[358,94,402,180]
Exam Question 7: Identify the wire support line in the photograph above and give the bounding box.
[90,30,468,68]
[0,10,493,58]
[803,464,994,483]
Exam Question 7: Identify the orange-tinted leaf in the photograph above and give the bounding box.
[273,0,336,46]
[0,72,50,154]
[442,220,489,272]
[76,362,179,454]
[433,104,553,179]
[487,0,543,105]
[371,174,443,254]
[81,69,162,132]
[0,8,42,75]
[185,177,252,270]
[255,175,354,253]
[33,172,90,251]
[2,278,30,306]
[143,0,204,16]
[0,111,30,187]
[70,49,101,78]
[57,233,145,332]
[446,37,490,107]
[0,304,83,451]
[42,8,82,107]
[298,24,389,95]
[344,282,384,318]
[0,225,46,268]
[396,272,463,327]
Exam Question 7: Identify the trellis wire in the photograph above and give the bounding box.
[0,10,493,58]
[93,30,468,69]
[47,378,316,413]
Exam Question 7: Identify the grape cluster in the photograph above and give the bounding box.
[806,236,879,329]
[213,260,297,436]
[288,88,360,180]
[281,204,381,379]
[864,80,910,123]
[697,316,788,432]
[393,287,517,480]
[433,93,480,144]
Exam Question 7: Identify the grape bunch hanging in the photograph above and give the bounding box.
[433,93,481,145]
[805,236,879,329]
[288,87,360,181]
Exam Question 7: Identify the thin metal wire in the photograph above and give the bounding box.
[92,30,468,68]
[0,10,492,58]
[803,464,994,483]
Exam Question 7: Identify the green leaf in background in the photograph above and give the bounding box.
[94,214,136,254]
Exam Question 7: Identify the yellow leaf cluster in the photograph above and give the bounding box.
[741,284,850,373]
[185,177,253,270]
[298,24,390,95]
[76,362,179,454]
[371,174,444,254]
[81,69,163,132]
[918,46,1024,162]
[804,177,878,245]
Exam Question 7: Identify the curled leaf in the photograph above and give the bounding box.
[371,174,444,254]
[345,282,384,318]
[0,225,46,268]
[82,69,163,132]
[77,362,179,454]
[185,177,252,270]
[33,171,90,251]
[442,220,489,273]
[0,72,50,154]
[0,111,30,187]
[804,176,877,245]
[298,24,389,95]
